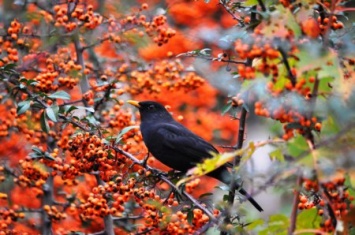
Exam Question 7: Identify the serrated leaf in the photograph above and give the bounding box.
[115,125,139,144]
[17,100,31,115]
[46,107,57,122]
[48,90,71,100]
[269,149,284,162]
[40,112,50,133]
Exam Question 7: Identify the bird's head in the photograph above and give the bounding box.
[127,100,173,123]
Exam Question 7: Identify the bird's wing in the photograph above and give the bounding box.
[156,122,218,164]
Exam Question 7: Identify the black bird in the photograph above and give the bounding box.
[128,100,263,212]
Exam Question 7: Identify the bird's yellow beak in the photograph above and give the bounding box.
[127,100,140,108]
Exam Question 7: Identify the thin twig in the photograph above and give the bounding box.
[219,0,243,22]
[221,108,248,235]
[278,46,296,86]
[288,170,302,235]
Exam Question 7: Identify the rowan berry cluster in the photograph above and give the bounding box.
[298,177,354,233]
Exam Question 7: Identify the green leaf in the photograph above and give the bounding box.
[32,146,43,154]
[284,8,302,38]
[222,102,233,116]
[3,63,16,70]
[269,149,284,162]
[296,208,321,230]
[296,44,341,80]
[48,90,71,100]
[345,173,355,206]
[63,105,78,114]
[321,116,340,135]
[29,146,56,161]
[287,135,308,157]
[40,112,50,133]
[243,0,258,6]
[246,218,264,230]
[17,100,31,115]
[187,210,194,224]
[115,125,139,144]
[268,214,289,233]
[199,193,213,199]
[46,107,58,122]
[85,115,99,125]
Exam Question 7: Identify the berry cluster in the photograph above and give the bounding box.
[64,133,119,181]
[14,159,49,191]
[43,205,67,221]
[0,208,25,234]
[318,16,344,32]
[124,59,206,95]
[0,104,17,137]
[119,3,176,47]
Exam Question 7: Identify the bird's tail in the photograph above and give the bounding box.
[208,166,263,212]
[238,187,263,212]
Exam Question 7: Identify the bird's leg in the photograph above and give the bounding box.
[162,190,174,204]
[140,153,150,167]
[150,168,168,177]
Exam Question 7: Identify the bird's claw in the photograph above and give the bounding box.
[140,153,150,167]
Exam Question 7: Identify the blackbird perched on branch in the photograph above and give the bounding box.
[128,100,263,212]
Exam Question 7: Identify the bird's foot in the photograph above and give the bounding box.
[140,153,150,167]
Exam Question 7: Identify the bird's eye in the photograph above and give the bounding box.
[147,105,155,110]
